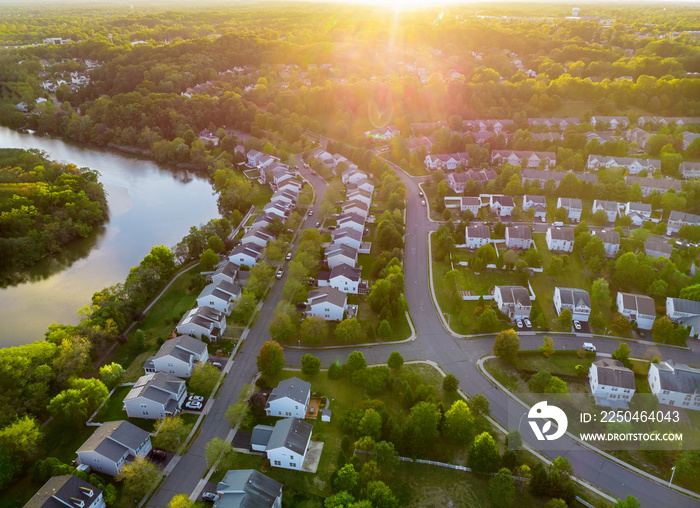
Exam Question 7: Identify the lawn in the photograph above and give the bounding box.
[253,185,273,209]
[95,385,131,423]
[515,350,594,377]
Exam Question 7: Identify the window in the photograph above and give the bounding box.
[290,463,296,468]
[274,460,281,466]
[141,404,147,408]
[286,411,291,416]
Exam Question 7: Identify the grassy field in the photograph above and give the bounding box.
[96,385,131,422]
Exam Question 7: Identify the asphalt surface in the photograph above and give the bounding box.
[149,145,700,507]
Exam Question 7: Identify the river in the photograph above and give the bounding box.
[0,127,220,347]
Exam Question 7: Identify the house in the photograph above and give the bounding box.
[258,154,281,170]
[546,227,575,252]
[229,243,264,267]
[522,195,548,219]
[553,287,591,321]
[207,260,239,286]
[346,188,372,207]
[325,243,359,269]
[443,196,482,215]
[625,128,652,149]
[667,211,700,234]
[249,213,278,232]
[196,281,241,314]
[342,168,368,185]
[616,292,657,330]
[424,153,470,172]
[491,150,556,168]
[494,286,532,320]
[329,264,362,294]
[489,195,515,217]
[531,132,563,143]
[527,117,579,130]
[366,125,400,140]
[241,227,275,249]
[522,169,597,186]
[586,155,660,174]
[592,200,619,222]
[681,161,700,179]
[270,189,298,207]
[405,136,436,153]
[590,116,630,129]
[465,225,491,250]
[215,469,283,508]
[666,297,700,336]
[76,421,152,476]
[347,178,374,195]
[341,200,370,218]
[176,306,227,340]
[556,197,583,222]
[625,176,682,197]
[306,287,348,321]
[256,417,313,470]
[623,202,652,224]
[505,226,532,250]
[644,237,673,260]
[336,212,365,234]
[589,359,636,409]
[144,335,209,378]
[263,201,290,218]
[648,360,700,410]
[278,178,303,195]
[446,172,470,193]
[331,227,363,251]
[682,131,700,150]
[592,230,620,258]
[266,377,311,418]
[463,119,514,133]
[123,372,186,419]
[26,475,106,508]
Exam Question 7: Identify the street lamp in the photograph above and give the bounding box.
[669,466,676,487]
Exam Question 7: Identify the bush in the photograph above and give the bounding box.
[328,361,343,380]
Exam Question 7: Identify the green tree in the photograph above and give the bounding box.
[408,402,440,452]
[468,394,490,418]
[372,441,399,479]
[269,303,296,343]
[377,319,392,339]
[614,496,641,508]
[539,336,555,358]
[301,354,321,375]
[494,329,520,364]
[443,400,474,444]
[199,248,219,272]
[189,363,220,396]
[544,376,568,394]
[358,409,382,440]
[47,378,109,424]
[591,278,610,305]
[333,463,360,493]
[347,351,367,373]
[364,480,398,508]
[325,491,356,508]
[205,437,232,466]
[612,342,631,368]
[489,468,515,508]
[506,429,522,450]
[556,308,573,330]
[230,291,258,325]
[477,307,500,333]
[335,318,362,343]
[168,494,194,508]
[528,371,552,393]
[117,457,160,502]
[468,432,501,473]
[99,362,125,389]
[442,373,459,392]
[591,209,609,226]
[257,341,285,378]
[300,317,328,346]
[387,351,404,370]
[152,416,188,453]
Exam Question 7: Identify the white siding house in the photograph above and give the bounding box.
[176,306,227,340]
[265,377,311,418]
[123,373,186,419]
[505,226,532,250]
[592,200,619,223]
[196,281,241,315]
[489,195,515,217]
[556,198,582,222]
[553,287,591,322]
[616,292,656,330]
[144,335,209,378]
[76,421,152,476]
[546,227,574,252]
[215,469,283,508]
[666,297,700,336]
[229,244,264,267]
[465,225,490,250]
[27,475,106,508]
[592,230,620,258]
[306,287,347,321]
[494,286,532,320]
[252,418,313,471]
[589,359,636,409]
[329,265,362,294]
[648,361,700,410]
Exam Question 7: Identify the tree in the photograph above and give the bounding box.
[205,437,232,466]
[556,308,573,330]
[494,329,520,364]
[300,317,328,346]
[528,371,552,393]
[372,441,399,479]
[442,373,459,393]
[489,468,515,508]
[614,496,642,508]
[99,362,125,389]
[506,429,522,450]
[477,307,500,333]
[611,313,632,336]
[199,248,219,272]
[443,400,474,444]
[377,319,392,339]
[230,291,258,325]
[468,432,501,473]
[168,494,194,508]
[301,354,321,375]
[152,416,188,453]
[612,342,631,368]
[591,278,610,305]
[347,351,367,373]
[48,378,109,424]
[117,457,160,502]
[539,336,555,358]
[358,409,382,440]
[333,463,360,493]
[544,376,568,394]
[554,207,568,222]
[468,394,490,418]
[364,480,398,508]
[387,351,404,370]
[408,402,440,452]
[325,491,356,508]
[189,363,220,396]
[257,341,285,378]
[225,401,250,427]
[545,500,568,508]
[269,303,296,343]
[591,209,609,226]
[335,318,362,344]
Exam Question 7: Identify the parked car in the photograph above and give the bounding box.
[286,252,292,260]
[524,318,531,328]
[185,401,203,410]
[421,200,426,206]
[315,221,321,227]
[211,362,222,369]
[276,269,284,279]
[202,492,219,502]
[419,191,423,196]
[583,342,596,352]
[188,395,204,402]
[516,319,523,329]
[149,449,166,461]
[574,320,581,330]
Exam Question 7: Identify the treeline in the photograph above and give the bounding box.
[0,149,107,281]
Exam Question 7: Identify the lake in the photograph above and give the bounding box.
[0,127,220,347]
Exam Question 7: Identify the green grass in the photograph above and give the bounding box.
[96,385,131,422]
[253,184,273,209]
[515,350,594,377]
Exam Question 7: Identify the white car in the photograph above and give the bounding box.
[276,269,284,279]
[202,492,219,502]
[516,319,523,329]
[574,320,581,330]
[211,362,222,369]
[419,191,423,197]
[188,395,204,402]
[583,342,596,352]
[185,401,202,410]
[523,318,531,328]
[286,252,292,260]
[421,200,426,206]
[315,221,321,227]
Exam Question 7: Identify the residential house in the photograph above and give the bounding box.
[346,188,372,207]
[241,227,275,250]
[522,169,597,186]
[258,154,281,170]
[491,150,556,168]
[196,281,241,314]
[682,132,700,150]
[637,116,700,127]
[648,360,700,410]
[556,197,583,222]
[494,286,532,320]
[553,287,591,322]
[263,201,290,218]
[305,287,348,321]
[592,199,620,223]
[667,211,700,234]
[546,227,575,252]
[489,195,515,217]
[463,119,514,133]
[144,335,209,378]
[215,469,283,508]
[249,213,278,232]
[265,377,311,418]
[347,178,374,195]
[336,213,365,234]
[465,225,491,250]
[424,153,470,172]
[257,417,313,470]
[446,172,470,193]
[586,155,661,174]
[405,136,436,153]
[278,178,303,195]
[365,125,400,140]
[590,116,630,129]
[644,237,673,260]
[176,306,227,340]
[331,227,363,251]
[505,226,533,250]
[76,421,152,476]
[522,195,548,220]
[465,168,497,184]
[531,132,563,143]
[459,196,482,215]
[592,230,621,258]
[625,176,682,197]
[207,260,238,286]
[623,202,652,225]
[681,161,700,179]
[342,168,368,185]
[666,297,700,336]
[325,243,359,269]
[527,117,579,130]
[625,128,652,149]
[26,475,106,508]
[270,188,298,208]
[229,243,264,267]
[589,359,636,409]
[342,200,370,218]
[616,292,657,330]
[123,373,186,420]
[328,264,362,294]
[246,149,264,167]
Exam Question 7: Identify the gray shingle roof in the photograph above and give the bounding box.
[619,292,656,316]
[655,360,700,394]
[266,418,312,455]
[268,377,311,405]
[549,227,575,241]
[556,287,590,308]
[154,335,206,361]
[497,286,531,307]
[25,475,103,508]
[251,425,274,448]
[507,226,531,239]
[594,359,636,389]
[593,230,620,245]
[330,264,362,282]
[217,469,282,508]
[307,287,347,309]
[77,421,148,460]
[466,225,490,239]
[668,298,700,315]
